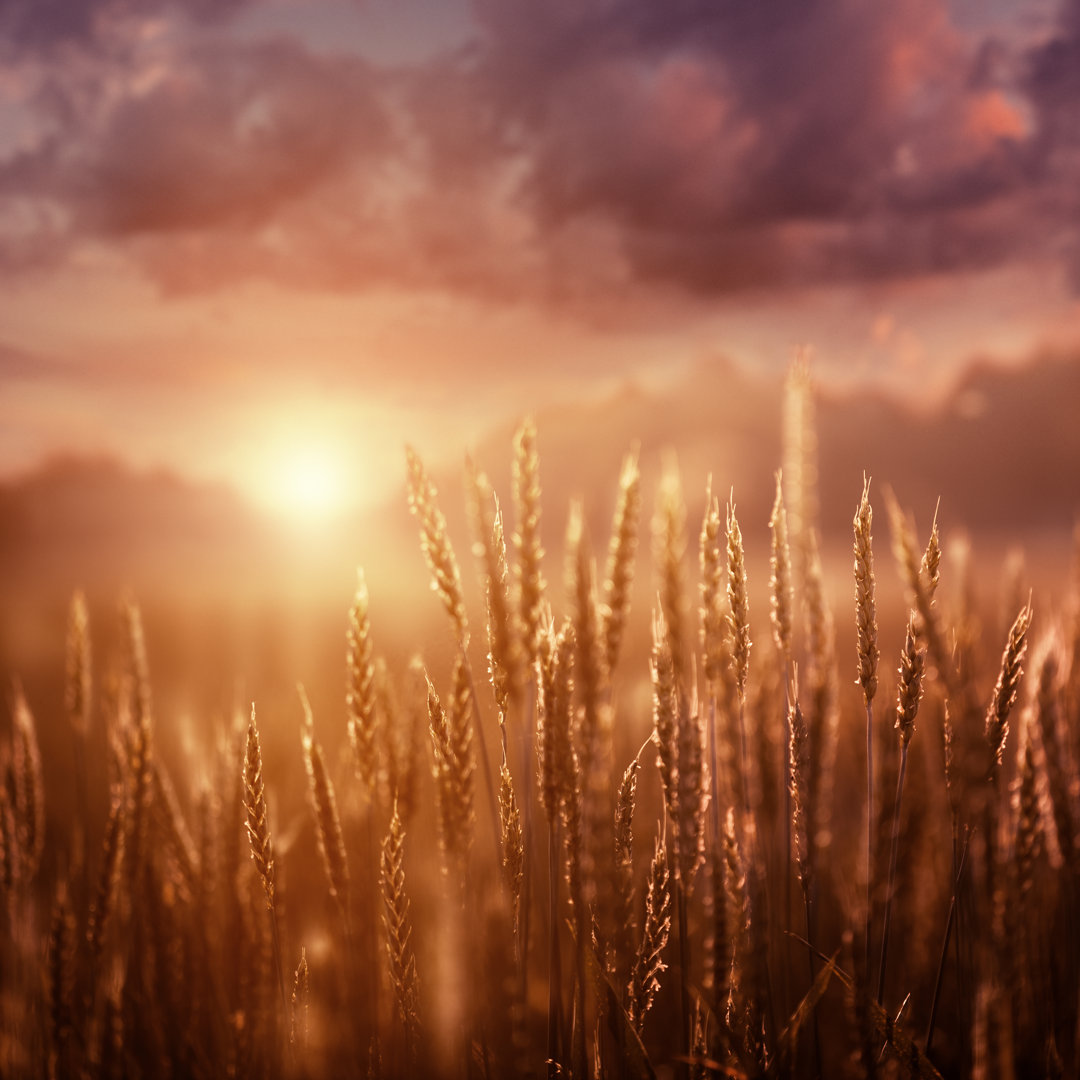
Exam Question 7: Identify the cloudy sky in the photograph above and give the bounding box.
[1,0,1078,515]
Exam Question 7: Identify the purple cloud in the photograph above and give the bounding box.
[0,0,1076,304]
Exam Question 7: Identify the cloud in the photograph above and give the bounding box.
[0,0,250,54]
[0,0,1077,306]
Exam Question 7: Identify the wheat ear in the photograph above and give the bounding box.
[512,417,546,669]
[347,569,380,803]
[381,800,421,1059]
[854,475,878,972]
[628,833,671,1034]
[406,444,469,645]
[243,704,286,1010]
[878,611,924,1005]
[300,687,350,923]
[601,446,642,676]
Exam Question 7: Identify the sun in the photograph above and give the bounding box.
[270,444,347,521]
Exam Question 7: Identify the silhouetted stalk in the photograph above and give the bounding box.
[865,700,874,980]
[271,905,288,1014]
[520,685,535,1011]
[547,821,562,1079]
[926,833,969,1056]
[782,676,793,1017]
[804,889,822,1078]
[675,875,691,1080]
[877,743,908,1005]
[708,694,720,846]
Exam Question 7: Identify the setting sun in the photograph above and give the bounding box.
[263,444,347,521]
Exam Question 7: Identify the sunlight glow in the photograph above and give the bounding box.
[266,444,347,521]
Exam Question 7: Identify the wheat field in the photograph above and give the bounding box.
[1,365,1077,1080]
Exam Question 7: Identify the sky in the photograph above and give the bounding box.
[1,0,1079,516]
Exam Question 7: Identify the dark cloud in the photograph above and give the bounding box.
[0,0,250,53]
[0,0,1077,304]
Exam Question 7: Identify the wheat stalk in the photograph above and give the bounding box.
[601,446,641,676]
[853,476,878,975]
[628,834,671,1034]
[613,755,640,989]
[878,611,924,1005]
[11,682,44,885]
[406,444,469,645]
[512,418,546,669]
[290,947,310,1051]
[347,569,380,803]
[300,687,350,922]
[498,754,524,944]
[467,459,523,713]
[381,800,421,1059]
[985,600,1034,781]
[243,704,286,1011]
[655,459,688,684]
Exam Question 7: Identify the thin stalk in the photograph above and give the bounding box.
[877,743,908,1005]
[804,889,823,1079]
[737,694,778,1047]
[950,816,968,1069]
[270,904,288,1014]
[782,674,793,1018]
[675,875,691,1080]
[547,821,562,1079]
[737,696,752,821]
[926,833,969,1056]
[520,684,535,1006]
[573,905,587,1080]
[73,732,91,905]
[865,700,874,981]
[708,693,721,845]
[461,643,503,864]
[365,805,380,1053]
